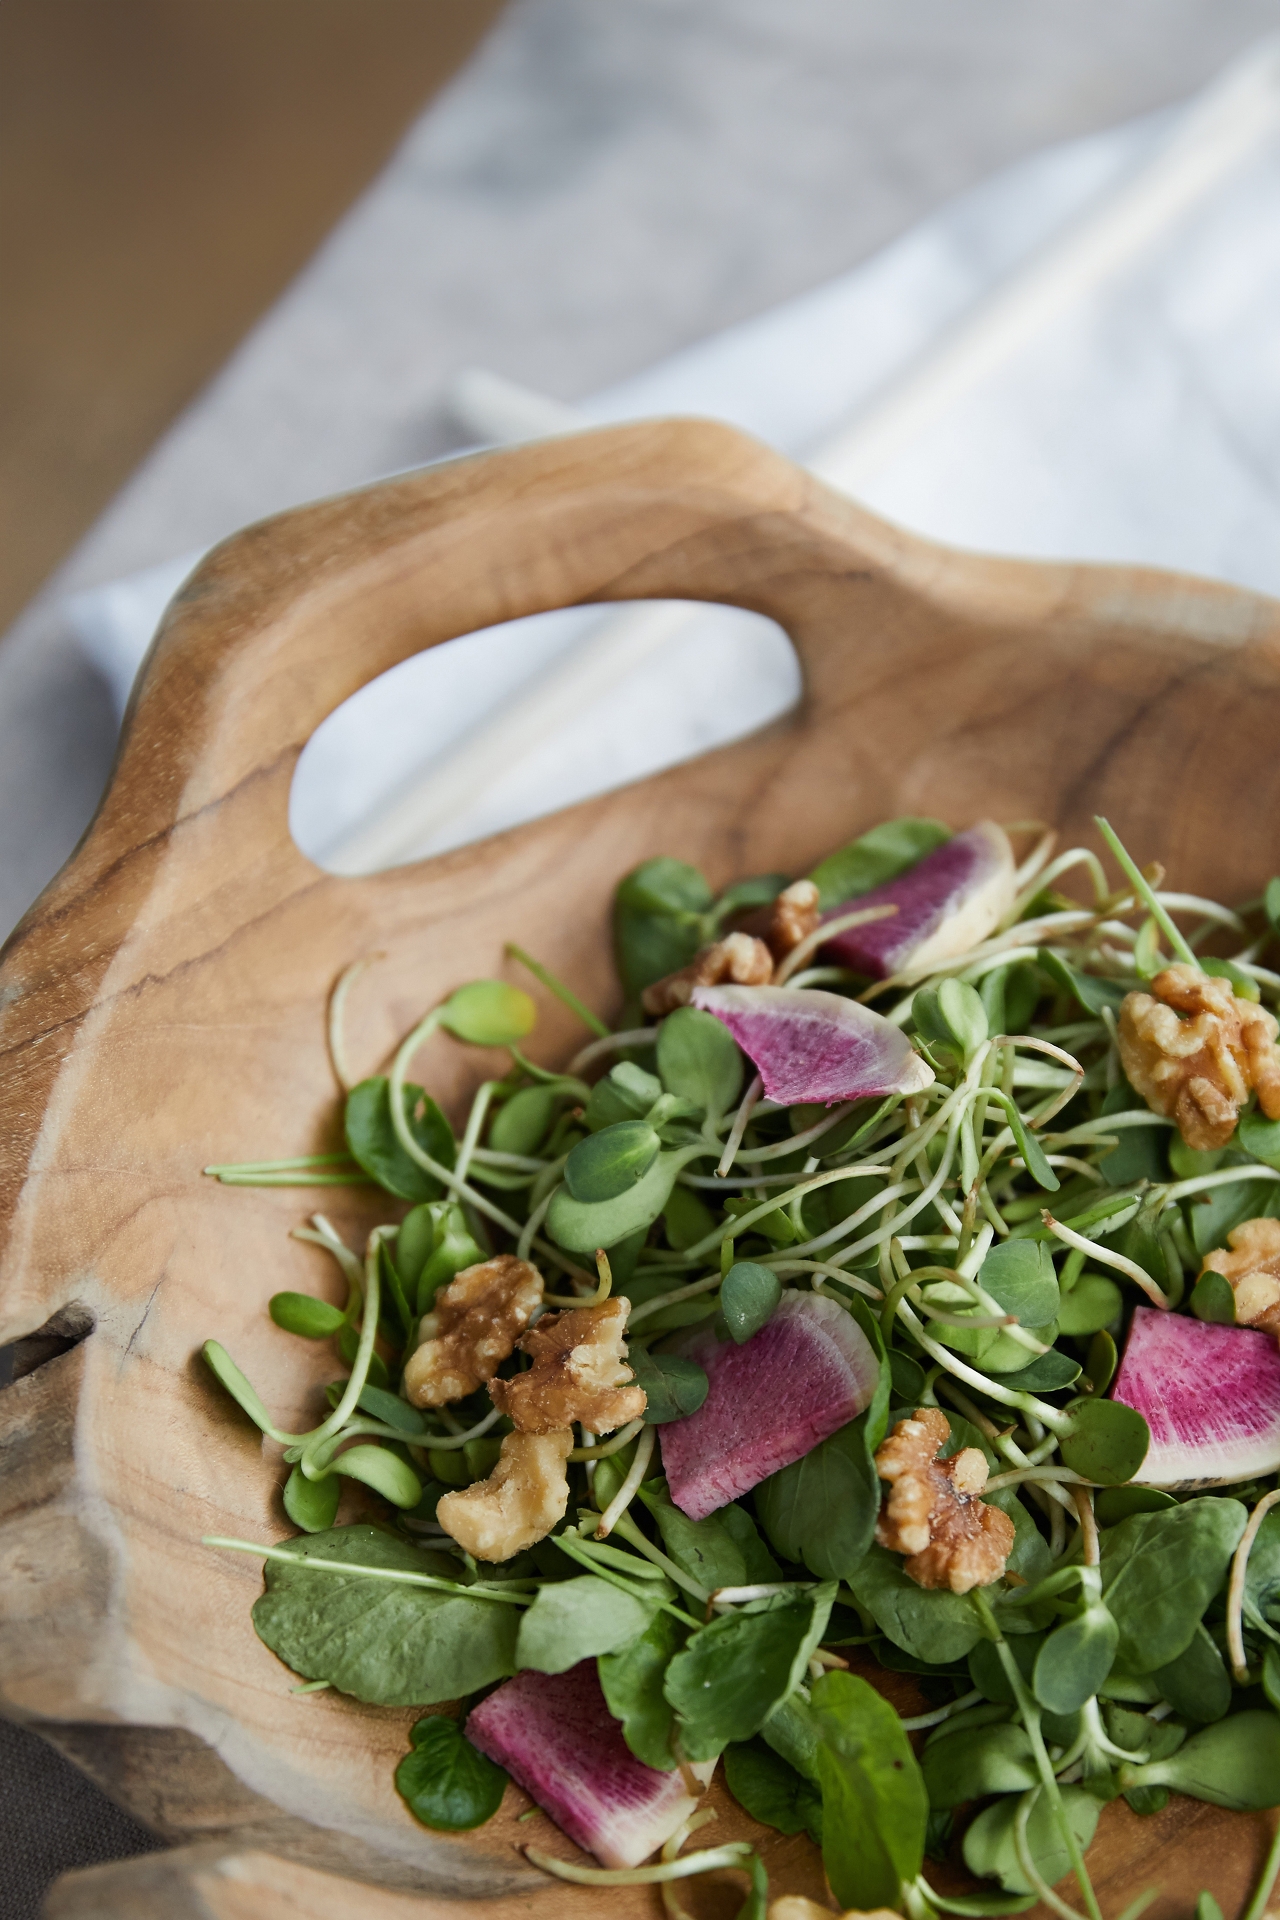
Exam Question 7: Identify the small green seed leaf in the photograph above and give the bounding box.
[202,1340,277,1435]
[269,1292,347,1339]
[720,1262,782,1344]
[1058,1397,1149,1486]
[564,1121,661,1202]
[439,980,537,1047]
[332,1444,423,1509]
[284,1464,341,1532]
[1190,1270,1236,1325]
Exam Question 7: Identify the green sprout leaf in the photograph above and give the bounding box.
[283,1464,341,1533]
[720,1262,783,1343]
[977,1238,1060,1327]
[395,1715,508,1831]
[438,980,537,1047]
[564,1121,662,1203]
[629,1347,709,1424]
[331,1445,422,1510]
[202,1340,279,1437]
[724,1738,822,1846]
[547,1148,692,1253]
[1117,1712,1280,1809]
[963,1785,1100,1898]
[268,1292,347,1340]
[489,1084,559,1155]
[1032,1606,1119,1715]
[1057,1397,1149,1486]
[1189,1270,1237,1324]
[613,858,714,997]
[1056,1272,1123,1337]
[656,1004,744,1121]
[1036,948,1129,1016]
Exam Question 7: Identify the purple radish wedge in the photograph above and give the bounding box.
[820,821,1015,979]
[1110,1306,1280,1488]
[690,983,934,1106]
[466,1661,714,1867]
[661,1292,881,1521]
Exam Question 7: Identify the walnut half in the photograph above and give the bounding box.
[874,1406,1014,1594]
[435,1429,573,1561]
[641,931,773,1017]
[402,1255,543,1408]
[1118,963,1280,1152]
[740,879,823,961]
[1201,1216,1280,1335]
[491,1296,647,1435]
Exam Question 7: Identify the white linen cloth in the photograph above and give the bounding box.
[67,47,1280,873]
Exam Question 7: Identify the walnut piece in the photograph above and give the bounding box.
[402,1255,543,1408]
[740,879,823,961]
[641,930,773,1016]
[874,1406,1014,1594]
[1201,1216,1280,1335]
[490,1296,647,1435]
[435,1429,573,1561]
[1118,963,1280,1152]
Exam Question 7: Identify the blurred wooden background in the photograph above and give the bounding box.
[0,0,506,634]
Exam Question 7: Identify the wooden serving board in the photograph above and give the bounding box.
[2,420,1278,1919]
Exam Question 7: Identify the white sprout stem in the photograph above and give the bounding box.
[202,1537,530,1603]
[1227,1487,1280,1684]
[862,911,1098,1001]
[985,1466,1097,1492]
[716,1073,763,1176]
[609,1514,709,1602]
[1234,959,1280,990]
[569,1417,646,1463]
[518,1188,555,1261]
[303,1228,390,1458]
[1016,846,1110,915]
[1010,825,1058,894]
[733,1101,857,1163]
[1161,1165,1280,1205]
[1154,891,1245,932]
[595,1424,656,1538]
[326,954,381,1093]
[568,1027,659,1075]
[291,1216,363,1289]
[993,1034,1085,1129]
[417,1402,505,1451]
[900,1687,985,1732]
[1043,1112,1170,1146]
[524,1844,752,1888]
[660,1810,719,1920]
[663,1163,900,1275]
[772,901,898,985]
[453,1081,497,1188]
[1013,1789,1088,1920]
[1041,1213,1172,1309]
[1073,1487,1100,1569]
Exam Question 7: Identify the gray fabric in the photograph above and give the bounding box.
[3,2,1279,1910]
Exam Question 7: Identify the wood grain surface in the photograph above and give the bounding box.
[2,419,1278,1918]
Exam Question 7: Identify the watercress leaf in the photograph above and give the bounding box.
[547,1148,689,1253]
[283,1464,341,1533]
[202,1340,277,1435]
[713,873,792,921]
[1118,1711,1280,1809]
[1243,1506,1280,1639]
[760,1689,823,1782]
[1056,1272,1123,1337]
[637,1484,748,1591]
[1099,1497,1248,1672]
[1239,1108,1280,1170]
[345,1077,456,1203]
[1094,1485,1177,1525]
[756,1414,882,1581]
[1083,1328,1118,1395]
[563,1121,661,1202]
[968,1633,1039,1704]
[664,1585,835,1761]
[921,1722,1037,1808]
[717,1501,784,1584]
[848,1546,985,1665]
[888,1348,926,1404]
[331,1445,422,1510]
[1190,1168,1280,1255]
[963,1785,1100,1897]
[976,1239,1059,1329]
[1265,1642,1280,1711]
[657,1005,744,1121]
[1057,1396,1149,1486]
[489,1084,559,1155]
[1037,949,1129,1017]
[1190,1270,1237,1324]
[631,1347,709,1424]
[268,1291,346,1339]
[597,1610,684,1771]
[614,858,713,997]
[1032,1605,1119,1714]
[395,1715,507,1831]
[515,1575,656,1675]
[808,817,950,913]
[1150,1622,1232,1723]
[252,1524,516,1705]
[720,1262,782,1343]
[809,1668,929,1910]
[662,1183,718,1251]
[724,1738,823,1846]
[995,1348,1082,1394]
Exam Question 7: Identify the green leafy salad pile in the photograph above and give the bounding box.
[201,814,1280,1920]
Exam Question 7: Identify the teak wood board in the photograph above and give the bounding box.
[2,420,1279,1919]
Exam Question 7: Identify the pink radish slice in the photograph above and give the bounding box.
[661,1292,881,1521]
[466,1661,714,1867]
[690,983,934,1106]
[1111,1306,1280,1488]
[820,821,1015,979]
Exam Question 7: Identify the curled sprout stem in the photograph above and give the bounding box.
[716,1073,763,1176]
[523,1843,754,1887]
[569,1417,645,1463]
[1041,1212,1172,1310]
[595,1424,656,1538]
[1227,1487,1280,1684]
[327,954,382,1092]
[772,901,897,985]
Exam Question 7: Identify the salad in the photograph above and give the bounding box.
[202,812,1280,1920]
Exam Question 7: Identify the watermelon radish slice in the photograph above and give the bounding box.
[819,821,1015,979]
[689,983,934,1106]
[466,1661,714,1866]
[1111,1306,1280,1488]
[660,1292,881,1521]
